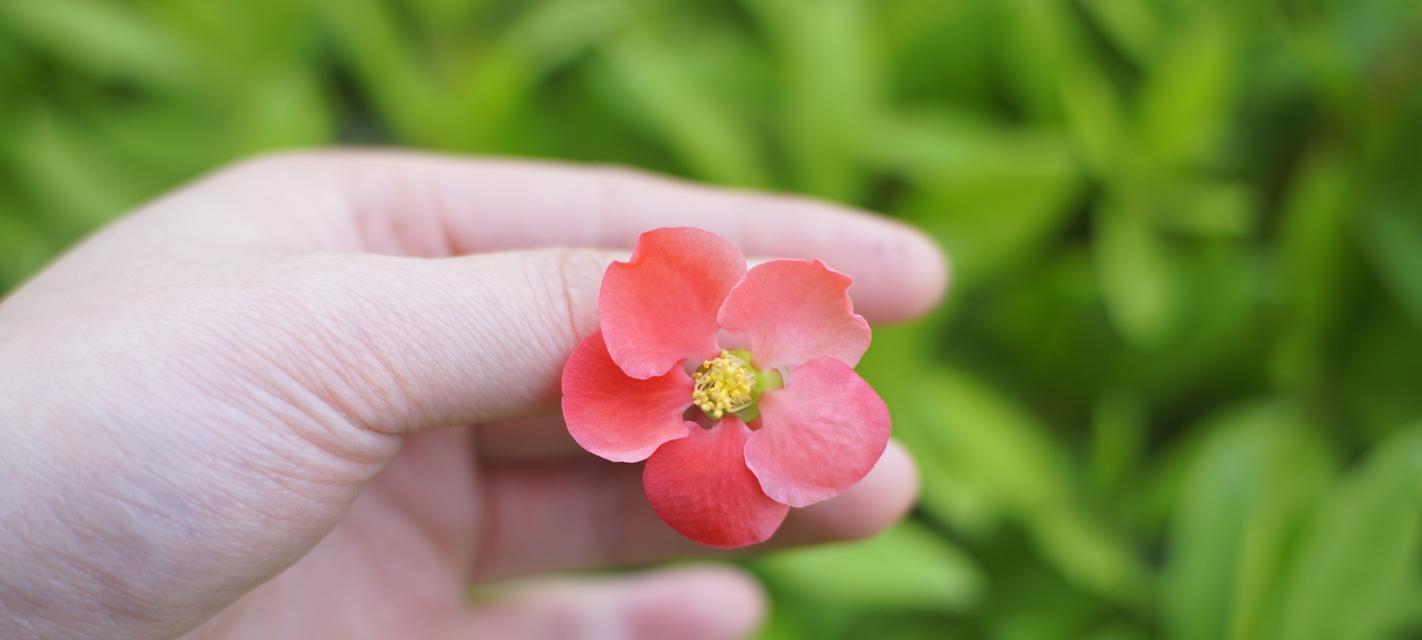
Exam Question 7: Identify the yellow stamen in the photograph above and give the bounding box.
[691,351,758,420]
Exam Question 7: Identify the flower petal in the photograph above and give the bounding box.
[561,331,692,462]
[600,227,746,378]
[717,259,870,370]
[745,358,890,508]
[643,417,790,548]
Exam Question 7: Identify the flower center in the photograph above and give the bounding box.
[692,351,759,419]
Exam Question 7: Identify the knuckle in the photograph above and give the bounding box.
[209,255,415,443]
[549,247,607,342]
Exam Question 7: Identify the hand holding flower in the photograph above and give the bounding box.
[0,152,946,639]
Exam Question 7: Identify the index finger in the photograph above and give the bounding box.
[187,151,950,324]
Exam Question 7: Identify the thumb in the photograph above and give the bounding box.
[253,247,618,436]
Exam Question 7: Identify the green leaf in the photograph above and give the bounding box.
[1089,388,1147,494]
[595,31,771,187]
[0,0,196,91]
[908,366,1149,604]
[749,0,879,201]
[1270,146,1355,390]
[1340,310,1422,440]
[1360,199,1422,332]
[0,210,53,289]
[317,0,448,147]
[1095,196,1181,348]
[1031,505,1151,610]
[232,68,332,153]
[753,521,985,612]
[502,0,629,71]
[1266,426,1422,640]
[3,108,141,238]
[1162,401,1333,640]
[1160,180,1258,239]
[858,322,1004,536]
[918,367,1069,515]
[1077,0,1162,66]
[866,110,1081,286]
[1137,13,1235,168]
[998,0,1129,176]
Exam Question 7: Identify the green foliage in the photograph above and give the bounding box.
[3,0,1422,637]
[1267,426,1422,640]
[1161,402,1333,640]
[753,521,984,614]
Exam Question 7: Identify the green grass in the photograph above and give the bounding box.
[4,0,1422,637]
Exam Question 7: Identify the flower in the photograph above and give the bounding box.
[560,227,891,548]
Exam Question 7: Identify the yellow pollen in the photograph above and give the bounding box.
[691,351,757,420]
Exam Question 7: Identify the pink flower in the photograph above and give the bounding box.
[560,227,891,548]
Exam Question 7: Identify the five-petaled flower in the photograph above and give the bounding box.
[560,227,890,548]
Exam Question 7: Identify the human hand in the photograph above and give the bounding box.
[0,151,947,639]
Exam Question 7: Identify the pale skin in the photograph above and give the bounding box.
[0,151,948,640]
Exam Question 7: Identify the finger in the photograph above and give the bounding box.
[459,566,765,640]
[477,414,584,462]
[170,151,948,324]
[256,244,930,432]
[243,247,608,432]
[471,440,918,581]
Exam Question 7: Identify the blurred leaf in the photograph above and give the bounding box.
[868,110,1081,285]
[318,0,449,146]
[1128,240,1264,405]
[969,246,1117,406]
[749,0,879,201]
[1095,196,1181,347]
[82,102,233,184]
[858,322,1004,536]
[879,0,993,106]
[3,108,140,238]
[406,0,489,35]
[0,18,23,83]
[1162,401,1333,640]
[1000,0,1127,175]
[596,31,770,187]
[1341,308,1422,439]
[450,47,534,150]
[751,603,815,640]
[1266,425,1422,640]
[1138,13,1235,168]
[919,366,1069,518]
[1085,623,1154,640]
[1089,388,1147,494]
[754,521,985,612]
[0,209,52,288]
[1161,180,1258,239]
[1270,146,1354,390]
[1360,199,1422,332]
[985,553,1112,640]
[1031,506,1150,610]
[915,366,1149,604]
[233,68,332,153]
[1126,410,1216,536]
[0,0,196,90]
[1078,0,1161,66]
[503,0,629,71]
[147,0,319,88]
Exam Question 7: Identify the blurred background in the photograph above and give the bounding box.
[3,0,1422,638]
